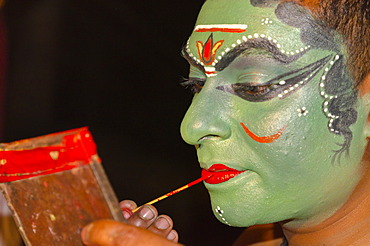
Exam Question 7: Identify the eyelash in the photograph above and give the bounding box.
[180,78,274,96]
[232,84,277,96]
[180,78,206,94]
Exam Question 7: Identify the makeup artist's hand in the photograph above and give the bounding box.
[119,200,179,242]
[81,200,180,246]
[81,220,180,246]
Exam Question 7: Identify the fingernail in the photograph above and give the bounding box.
[167,231,177,241]
[121,208,133,220]
[155,217,170,230]
[139,206,155,220]
[81,223,92,243]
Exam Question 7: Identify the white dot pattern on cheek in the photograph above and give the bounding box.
[186,34,310,78]
[319,55,340,134]
[261,17,273,26]
[215,206,231,225]
[297,107,308,117]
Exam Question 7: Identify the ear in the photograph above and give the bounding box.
[359,73,370,137]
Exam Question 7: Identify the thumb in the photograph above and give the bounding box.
[81,220,180,246]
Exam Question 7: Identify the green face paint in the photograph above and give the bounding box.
[180,0,370,228]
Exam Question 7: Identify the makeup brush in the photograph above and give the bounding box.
[132,174,212,213]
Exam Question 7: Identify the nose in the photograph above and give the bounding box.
[180,88,231,145]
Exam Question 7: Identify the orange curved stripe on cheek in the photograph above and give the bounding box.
[240,122,285,143]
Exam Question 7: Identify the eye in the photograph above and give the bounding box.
[233,84,273,96]
[181,78,206,94]
[216,82,279,102]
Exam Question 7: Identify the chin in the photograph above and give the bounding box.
[209,195,294,228]
[210,202,267,227]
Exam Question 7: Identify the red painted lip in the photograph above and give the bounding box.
[202,164,246,184]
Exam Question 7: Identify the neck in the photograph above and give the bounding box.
[282,156,370,245]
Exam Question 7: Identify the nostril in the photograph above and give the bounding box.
[198,134,220,142]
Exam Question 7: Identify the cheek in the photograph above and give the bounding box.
[229,78,344,165]
[236,93,336,159]
[235,98,301,143]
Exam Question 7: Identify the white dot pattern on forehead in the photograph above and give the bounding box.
[319,55,340,134]
[186,33,310,78]
[215,206,230,225]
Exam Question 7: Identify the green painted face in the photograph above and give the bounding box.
[180,0,370,228]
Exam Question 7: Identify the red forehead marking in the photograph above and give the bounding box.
[205,71,216,75]
[195,28,246,33]
[196,34,224,66]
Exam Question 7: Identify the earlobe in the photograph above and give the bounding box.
[359,73,370,97]
[366,114,370,139]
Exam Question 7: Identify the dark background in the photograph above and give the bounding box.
[2,0,245,245]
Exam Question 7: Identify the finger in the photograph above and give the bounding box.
[167,230,179,243]
[119,200,137,220]
[127,205,158,228]
[119,200,137,210]
[147,215,173,238]
[81,220,180,246]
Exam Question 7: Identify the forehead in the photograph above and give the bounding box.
[186,0,312,76]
